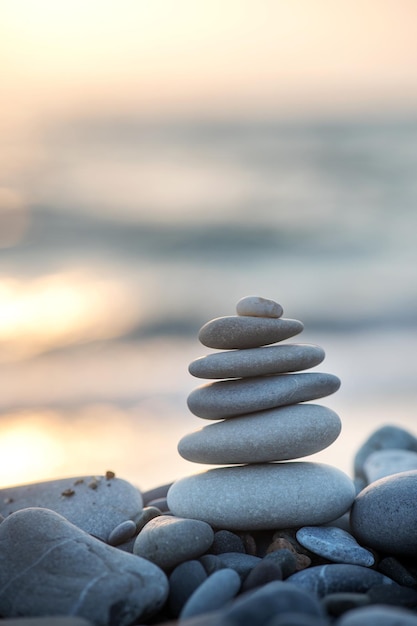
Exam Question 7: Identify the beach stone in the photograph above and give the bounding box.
[354,425,417,484]
[142,482,172,505]
[180,568,241,620]
[350,470,417,556]
[133,514,214,570]
[210,530,245,554]
[133,505,162,532]
[199,554,225,575]
[198,316,303,349]
[0,620,93,626]
[363,449,417,484]
[168,559,208,616]
[263,548,298,578]
[265,615,331,626]
[216,552,261,578]
[0,508,168,625]
[0,475,142,541]
[220,580,326,625]
[336,605,417,626]
[377,557,417,588]
[322,592,370,617]
[236,295,284,318]
[367,584,417,609]
[178,404,341,464]
[187,372,341,419]
[296,526,375,566]
[107,519,137,546]
[241,559,283,592]
[287,564,397,597]
[167,462,355,530]
[189,343,325,379]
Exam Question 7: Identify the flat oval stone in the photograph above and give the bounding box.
[167,462,355,530]
[178,404,341,464]
[350,470,417,556]
[0,476,143,542]
[180,568,241,620]
[189,343,325,379]
[337,605,417,626]
[133,515,214,570]
[198,316,303,349]
[0,508,168,625]
[363,449,417,484]
[296,526,374,566]
[107,520,137,546]
[236,296,283,318]
[287,564,396,597]
[187,372,341,419]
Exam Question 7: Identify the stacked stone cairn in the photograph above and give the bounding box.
[168,296,356,530]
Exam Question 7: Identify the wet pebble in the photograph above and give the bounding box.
[287,564,397,597]
[296,526,374,566]
[133,515,214,570]
[335,605,417,626]
[168,559,207,617]
[180,568,241,620]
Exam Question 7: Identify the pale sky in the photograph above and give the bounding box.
[2,0,417,128]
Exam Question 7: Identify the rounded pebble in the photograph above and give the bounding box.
[236,296,283,318]
[107,519,137,546]
[287,564,397,597]
[336,605,417,626]
[198,316,303,349]
[133,506,162,533]
[377,557,417,588]
[216,552,261,579]
[263,548,298,578]
[178,404,341,464]
[296,526,375,567]
[189,343,325,379]
[241,559,283,592]
[210,530,245,554]
[168,560,208,617]
[133,515,214,570]
[180,568,241,620]
[363,448,417,484]
[321,592,370,617]
[167,462,355,530]
[350,470,417,556]
[187,372,341,419]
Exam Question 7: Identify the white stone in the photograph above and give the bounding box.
[188,343,325,379]
[187,372,341,419]
[236,296,283,318]
[198,316,303,349]
[167,462,355,530]
[178,404,341,464]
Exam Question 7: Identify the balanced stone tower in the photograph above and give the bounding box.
[167,297,355,530]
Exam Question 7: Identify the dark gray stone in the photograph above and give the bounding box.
[133,505,161,532]
[198,316,304,349]
[241,559,283,592]
[0,508,168,626]
[367,584,417,608]
[350,470,417,556]
[199,554,225,575]
[216,552,261,578]
[236,296,283,318]
[0,619,93,626]
[336,605,417,626]
[267,614,331,626]
[133,514,214,570]
[221,580,325,625]
[287,564,397,597]
[321,592,370,617]
[0,475,142,541]
[189,343,325,379]
[180,568,241,619]
[187,372,341,419]
[210,530,245,554]
[377,557,417,588]
[169,559,208,617]
[263,548,298,578]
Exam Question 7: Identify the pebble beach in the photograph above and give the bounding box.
[1,297,417,626]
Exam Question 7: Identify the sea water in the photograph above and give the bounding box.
[1,118,416,489]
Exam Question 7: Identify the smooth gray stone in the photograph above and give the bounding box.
[236,296,283,318]
[363,449,417,484]
[296,526,374,566]
[167,462,355,530]
[350,470,417,556]
[287,564,396,597]
[133,514,214,570]
[0,619,93,626]
[216,552,261,578]
[0,508,168,626]
[189,343,325,379]
[336,605,417,626]
[187,372,341,419]
[107,519,137,546]
[354,425,417,483]
[221,581,325,625]
[180,568,241,619]
[178,404,341,464]
[169,560,208,617]
[198,316,303,349]
[0,475,142,541]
